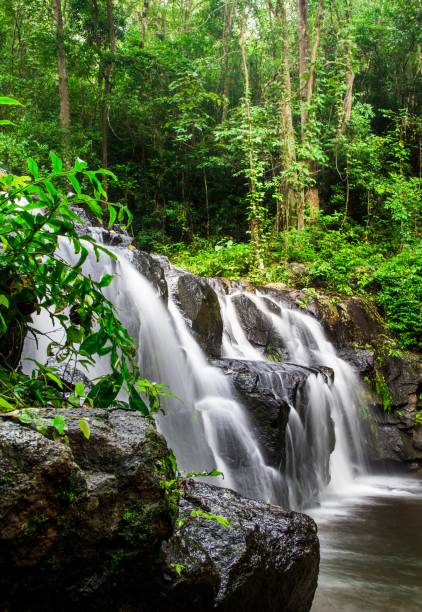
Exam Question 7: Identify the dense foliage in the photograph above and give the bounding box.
[0,0,420,349]
[0,112,168,419]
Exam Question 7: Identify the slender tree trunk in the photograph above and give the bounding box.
[297,0,309,140]
[300,0,323,221]
[221,0,233,122]
[239,11,264,271]
[102,0,116,171]
[139,0,149,48]
[53,0,71,155]
[335,0,355,136]
[276,0,298,231]
[203,167,210,239]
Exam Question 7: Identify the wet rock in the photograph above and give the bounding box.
[173,274,223,357]
[212,359,335,471]
[337,348,375,374]
[231,294,287,358]
[0,408,176,610]
[162,481,319,612]
[131,251,169,302]
[369,353,422,467]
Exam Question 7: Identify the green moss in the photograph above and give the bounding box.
[374,371,393,413]
[0,473,14,486]
[111,548,139,570]
[25,513,50,536]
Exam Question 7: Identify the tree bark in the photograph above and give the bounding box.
[221,0,234,122]
[297,0,309,140]
[335,0,355,136]
[139,0,150,48]
[239,11,264,271]
[301,0,324,221]
[53,0,71,155]
[101,0,116,171]
[276,0,298,231]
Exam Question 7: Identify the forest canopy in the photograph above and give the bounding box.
[0,0,421,349]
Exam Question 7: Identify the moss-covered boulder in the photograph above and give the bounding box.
[161,481,319,612]
[0,408,177,610]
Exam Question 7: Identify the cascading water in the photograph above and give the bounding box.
[22,234,282,504]
[212,282,368,508]
[22,218,368,510]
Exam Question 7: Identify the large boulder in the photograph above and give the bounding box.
[162,481,319,612]
[173,273,223,357]
[212,359,335,472]
[369,353,422,468]
[0,408,177,610]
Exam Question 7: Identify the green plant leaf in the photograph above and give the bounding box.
[79,418,91,439]
[52,414,66,435]
[0,97,23,105]
[129,388,150,415]
[0,396,14,411]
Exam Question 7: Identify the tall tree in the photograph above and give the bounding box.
[101,0,116,171]
[297,0,324,221]
[239,7,265,270]
[53,0,71,155]
[276,0,299,230]
[221,0,234,122]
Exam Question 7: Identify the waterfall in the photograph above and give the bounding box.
[22,226,367,510]
[22,237,282,504]
[212,283,367,508]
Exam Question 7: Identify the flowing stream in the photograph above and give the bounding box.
[22,231,422,610]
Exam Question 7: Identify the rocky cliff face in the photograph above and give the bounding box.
[0,410,319,612]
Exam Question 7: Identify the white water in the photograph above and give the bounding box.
[21,224,371,509]
[213,284,367,508]
[23,237,282,503]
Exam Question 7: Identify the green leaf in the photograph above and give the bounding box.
[0,396,14,411]
[27,157,39,179]
[99,273,114,288]
[79,418,91,439]
[78,195,102,219]
[0,120,16,126]
[49,151,63,173]
[46,372,63,389]
[75,382,85,397]
[66,326,83,345]
[108,205,117,227]
[68,173,82,194]
[168,448,178,474]
[74,157,88,172]
[53,414,66,435]
[0,295,9,308]
[0,97,23,105]
[129,388,150,416]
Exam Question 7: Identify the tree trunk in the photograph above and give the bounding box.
[276,0,298,231]
[53,0,71,156]
[297,0,309,139]
[239,11,264,271]
[221,0,234,122]
[301,0,323,221]
[139,0,149,48]
[101,0,116,171]
[335,0,355,136]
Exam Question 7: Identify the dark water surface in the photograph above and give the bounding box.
[310,476,422,612]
